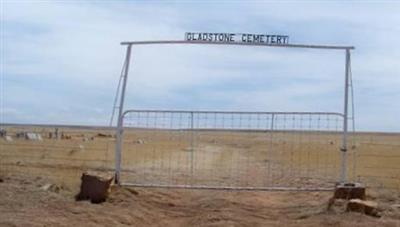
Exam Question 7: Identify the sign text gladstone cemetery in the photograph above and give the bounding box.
[185,32,289,45]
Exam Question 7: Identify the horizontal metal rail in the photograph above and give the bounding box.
[123,109,345,118]
[3,123,394,135]
[0,123,116,130]
[120,40,354,50]
[121,183,334,191]
[121,128,346,135]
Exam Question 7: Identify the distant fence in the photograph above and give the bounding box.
[352,135,400,192]
[0,125,115,188]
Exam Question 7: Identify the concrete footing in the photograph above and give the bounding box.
[333,182,366,200]
[75,173,114,204]
[329,182,380,217]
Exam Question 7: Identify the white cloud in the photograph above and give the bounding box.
[1,1,399,131]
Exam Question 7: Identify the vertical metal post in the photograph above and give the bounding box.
[270,113,275,131]
[115,44,132,184]
[190,112,194,177]
[340,49,351,183]
[268,113,275,184]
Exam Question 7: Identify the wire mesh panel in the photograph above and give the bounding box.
[120,110,344,190]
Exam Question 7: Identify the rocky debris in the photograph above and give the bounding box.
[69,145,85,155]
[97,133,112,138]
[16,132,43,141]
[125,187,139,195]
[41,183,61,193]
[82,137,95,142]
[327,198,347,213]
[15,132,25,138]
[15,161,24,166]
[393,204,400,208]
[0,128,6,137]
[27,132,43,141]
[135,139,145,144]
[61,134,72,139]
[75,172,114,204]
[388,204,400,213]
[328,183,383,217]
[328,198,381,217]
[182,147,193,152]
[347,199,380,217]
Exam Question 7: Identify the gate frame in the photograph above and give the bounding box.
[113,40,354,186]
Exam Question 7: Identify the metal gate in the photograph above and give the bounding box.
[118,110,345,190]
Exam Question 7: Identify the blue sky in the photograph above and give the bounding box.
[1,1,399,132]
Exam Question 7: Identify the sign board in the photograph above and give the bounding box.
[185,32,289,45]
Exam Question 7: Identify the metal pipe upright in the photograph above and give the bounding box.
[340,49,351,183]
[115,44,132,184]
[190,112,194,177]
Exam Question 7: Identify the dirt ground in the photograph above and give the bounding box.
[0,126,399,226]
[0,173,399,227]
